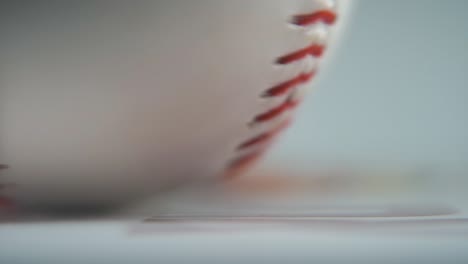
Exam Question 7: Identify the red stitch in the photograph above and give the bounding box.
[224,152,263,179]
[225,151,265,180]
[238,119,292,150]
[254,99,299,123]
[263,71,315,97]
[292,10,337,26]
[276,44,324,64]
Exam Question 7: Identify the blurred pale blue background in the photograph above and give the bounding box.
[265,0,468,174]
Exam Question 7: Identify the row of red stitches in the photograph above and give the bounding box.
[225,9,337,177]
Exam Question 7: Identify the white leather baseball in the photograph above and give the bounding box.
[0,0,350,209]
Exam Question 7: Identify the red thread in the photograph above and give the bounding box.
[238,119,292,150]
[254,99,299,123]
[224,150,267,179]
[276,44,324,64]
[229,152,262,169]
[292,10,337,26]
[263,71,315,97]
[225,9,337,177]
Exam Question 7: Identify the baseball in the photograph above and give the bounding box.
[0,1,349,209]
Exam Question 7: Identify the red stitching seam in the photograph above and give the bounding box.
[238,119,292,150]
[262,71,315,97]
[276,44,324,64]
[254,99,299,123]
[225,9,337,177]
[292,10,337,26]
[224,150,266,180]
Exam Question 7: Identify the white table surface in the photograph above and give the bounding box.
[1,169,468,264]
